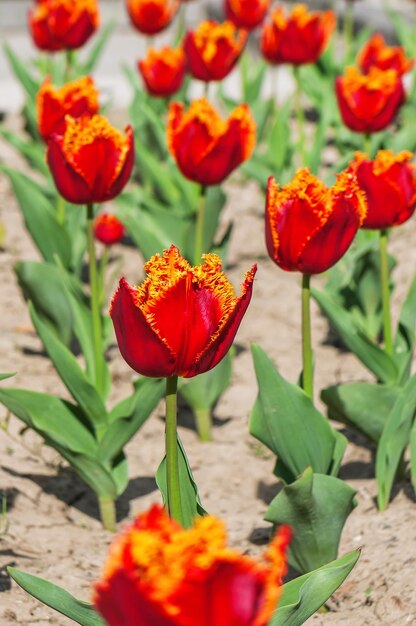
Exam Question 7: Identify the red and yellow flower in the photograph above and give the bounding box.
[47,114,134,204]
[358,33,413,77]
[94,213,125,245]
[138,47,187,98]
[29,0,100,52]
[126,0,179,35]
[94,505,290,626]
[335,66,405,133]
[110,245,256,378]
[36,76,99,141]
[167,98,256,186]
[260,4,335,65]
[347,151,416,229]
[265,169,367,274]
[184,20,247,82]
[225,0,270,31]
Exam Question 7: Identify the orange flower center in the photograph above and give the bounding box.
[353,149,413,176]
[229,104,256,160]
[193,20,246,63]
[228,0,268,17]
[342,66,399,94]
[144,46,185,70]
[273,169,334,224]
[40,76,99,110]
[35,0,99,24]
[332,170,367,224]
[177,98,228,139]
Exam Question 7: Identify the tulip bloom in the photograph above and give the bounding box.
[335,66,405,134]
[94,505,290,626]
[358,33,414,77]
[94,213,125,245]
[29,0,100,52]
[167,99,256,186]
[138,47,186,98]
[184,20,247,82]
[126,0,179,35]
[110,245,256,378]
[260,4,335,65]
[36,76,99,141]
[347,151,416,229]
[47,114,134,204]
[265,169,367,274]
[225,0,270,31]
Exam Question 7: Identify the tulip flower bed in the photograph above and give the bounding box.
[1,0,416,624]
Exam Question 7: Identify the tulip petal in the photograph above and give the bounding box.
[47,138,92,204]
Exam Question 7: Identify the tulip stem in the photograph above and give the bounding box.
[65,50,76,80]
[98,496,116,532]
[98,245,110,308]
[86,203,105,399]
[56,195,65,225]
[344,0,354,61]
[364,133,371,157]
[379,229,393,356]
[301,273,313,400]
[165,375,183,525]
[195,407,212,442]
[293,66,306,166]
[194,185,206,265]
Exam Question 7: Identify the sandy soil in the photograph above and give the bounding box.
[0,118,416,626]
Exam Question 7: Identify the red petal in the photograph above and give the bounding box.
[47,137,92,204]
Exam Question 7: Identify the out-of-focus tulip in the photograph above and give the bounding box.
[29,0,100,52]
[265,169,367,274]
[126,0,179,35]
[358,33,414,76]
[225,0,270,31]
[94,213,125,245]
[335,66,405,133]
[260,4,335,65]
[37,76,99,141]
[184,20,247,82]
[110,245,256,378]
[47,114,134,204]
[167,98,255,186]
[347,151,416,229]
[138,47,186,97]
[94,505,291,626]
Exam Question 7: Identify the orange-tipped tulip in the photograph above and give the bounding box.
[138,47,186,97]
[358,33,414,77]
[225,0,270,30]
[265,169,367,274]
[184,20,247,82]
[167,98,256,186]
[261,4,335,65]
[94,213,125,245]
[126,0,179,35]
[47,114,134,204]
[110,245,256,378]
[94,505,291,626]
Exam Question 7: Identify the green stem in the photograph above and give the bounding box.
[204,81,210,99]
[344,1,354,61]
[86,203,104,396]
[364,133,371,157]
[56,195,65,225]
[293,66,306,166]
[147,35,155,49]
[98,245,110,308]
[165,376,183,524]
[195,407,212,442]
[193,186,206,265]
[379,229,393,356]
[301,274,313,400]
[176,3,186,42]
[65,50,75,81]
[98,496,116,532]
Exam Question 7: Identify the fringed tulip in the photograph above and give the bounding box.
[261,4,335,65]
[47,114,134,204]
[126,0,179,35]
[265,169,367,274]
[29,0,100,52]
[348,151,416,229]
[94,213,125,245]
[138,47,186,97]
[184,20,247,82]
[167,98,256,186]
[225,0,270,31]
[358,33,414,76]
[37,76,99,141]
[110,245,256,378]
[335,66,405,133]
[94,505,291,626]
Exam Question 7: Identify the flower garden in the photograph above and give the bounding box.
[1,0,416,624]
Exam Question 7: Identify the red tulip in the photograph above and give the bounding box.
[225,0,270,31]
[260,4,335,65]
[265,169,367,274]
[335,66,405,134]
[138,47,186,98]
[47,114,134,204]
[167,98,256,186]
[126,0,179,35]
[110,245,256,378]
[184,20,247,82]
[358,33,414,77]
[94,505,291,626]
[29,0,100,52]
[36,76,99,141]
[94,213,125,244]
[347,151,416,229]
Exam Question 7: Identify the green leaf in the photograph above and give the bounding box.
[271,550,360,626]
[0,129,47,175]
[79,21,115,74]
[265,468,356,574]
[3,43,39,99]
[376,373,416,510]
[410,418,416,497]
[8,568,104,626]
[394,274,416,383]
[156,436,207,528]
[250,344,338,479]
[0,373,15,381]
[202,186,227,254]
